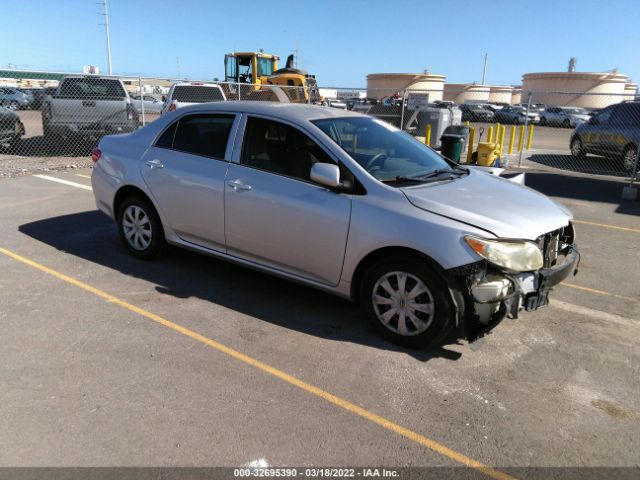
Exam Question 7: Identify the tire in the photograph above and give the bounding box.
[570,136,586,159]
[359,255,454,348]
[513,117,520,125]
[117,195,166,259]
[8,135,20,151]
[563,119,571,128]
[539,117,547,126]
[7,101,18,111]
[622,146,638,173]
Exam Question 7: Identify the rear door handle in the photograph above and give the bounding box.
[145,159,163,169]
[227,179,252,191]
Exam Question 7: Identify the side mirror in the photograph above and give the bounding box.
[310,163,340,188]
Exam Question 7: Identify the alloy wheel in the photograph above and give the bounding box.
[623,148,638,172]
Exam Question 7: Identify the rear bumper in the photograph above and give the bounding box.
[46,122,138,137]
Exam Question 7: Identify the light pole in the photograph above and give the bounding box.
[100,0,113,75]
[481,53,488,85]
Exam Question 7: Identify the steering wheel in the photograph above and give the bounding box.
[365,153,388,171]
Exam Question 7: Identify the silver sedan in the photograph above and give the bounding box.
[91,102,579,347]
[539,107,590,128]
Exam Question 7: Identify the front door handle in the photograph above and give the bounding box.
[145,159,163,169]
[227,179,252,191]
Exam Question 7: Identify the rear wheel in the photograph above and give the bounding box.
[570,136,586,159]
[359,255,453,347]
[622,146,638,173]
[539,117,547,126]
[563,118,571,128]
[117,195,166,259]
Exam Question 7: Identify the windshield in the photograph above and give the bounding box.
[312,117,453,183]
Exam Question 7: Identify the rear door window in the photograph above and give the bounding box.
[171,86,225,103]
[172,114,235,159]
[58,78,126,99]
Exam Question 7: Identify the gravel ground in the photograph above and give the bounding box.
[0,151,93,178]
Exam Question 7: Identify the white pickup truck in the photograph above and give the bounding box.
[42,75,139,140]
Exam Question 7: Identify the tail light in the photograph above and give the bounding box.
[91,148,101,162]
[126,103,138,121]
[168,102,177,112]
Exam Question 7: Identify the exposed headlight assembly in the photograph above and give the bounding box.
[464,236,543,272]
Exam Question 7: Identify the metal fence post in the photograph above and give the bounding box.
[237,81,241,101]
[138,77,145,126]
[400,89,406,130]
[518,92,533,167]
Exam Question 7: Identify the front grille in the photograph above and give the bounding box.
[537,223,575,268]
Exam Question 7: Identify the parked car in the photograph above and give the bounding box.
[539,107,590,127]
[324,98,348,110]
[42,75,139,140]
[0,106,25,150]
[161,82,226,114]
[91,102,579,347]
[0,87,32,110]
[494,106,540,124]
[21,87,56,110]
[458,104,495,122]
[131,94,163,114]
[570,101,640,172]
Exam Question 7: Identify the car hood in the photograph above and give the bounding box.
[401,169,572,240]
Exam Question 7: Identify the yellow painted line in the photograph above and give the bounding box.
[0,246,513,480]
[75,174,91,179]
[573,220,640,234]
[560,282,637,302]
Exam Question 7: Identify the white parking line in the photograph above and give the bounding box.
[33,175,92,191]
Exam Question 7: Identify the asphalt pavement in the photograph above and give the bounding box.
[0,168,638,478]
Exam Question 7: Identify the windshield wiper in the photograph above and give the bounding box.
[418,168,466,180]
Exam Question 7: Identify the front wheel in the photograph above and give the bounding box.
[563,119,571,128]
[359,256,453,347]
[539,117,547,126]
[117,195,166,259]
[570,137,586,159]
[622,146,638,173]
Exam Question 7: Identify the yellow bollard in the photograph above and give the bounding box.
[487,126,494,145]
[465,121,470,127]
[526,124,534,150]
[518,126,525,152]
[466,127,475,164]
[424,124,432,147]
[498,125,506,153]
[508,126,516,154]
[494,123,501,144]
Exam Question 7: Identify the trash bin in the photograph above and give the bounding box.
[443,125,471,153]
[440,134,465,163]
[476,142,501,167]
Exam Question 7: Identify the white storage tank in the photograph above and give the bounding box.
[366,73,445,101]
[488,85,513,104]
[443,83,490,104]
[522,72,630,108]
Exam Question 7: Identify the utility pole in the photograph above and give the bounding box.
[481,53,488,85]
[99,0,113,74]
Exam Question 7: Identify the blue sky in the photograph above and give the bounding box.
[0,0,638,87]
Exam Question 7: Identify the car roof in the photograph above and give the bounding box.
[174,101,364,122]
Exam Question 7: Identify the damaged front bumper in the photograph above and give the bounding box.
[448,246,580,343]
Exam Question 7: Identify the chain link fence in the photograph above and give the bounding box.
[0,71,638,189]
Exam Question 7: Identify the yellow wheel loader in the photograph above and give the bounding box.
[223,52,321,104]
